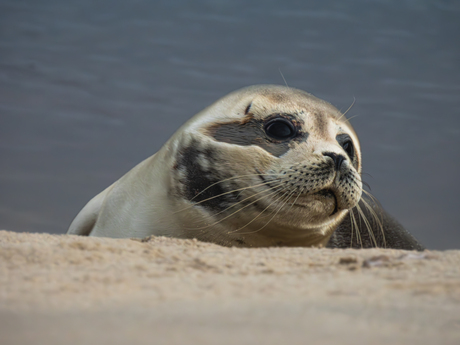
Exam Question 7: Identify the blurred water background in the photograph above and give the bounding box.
[1,0,459,249]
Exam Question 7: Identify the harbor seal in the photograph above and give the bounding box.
[68,85,424,250]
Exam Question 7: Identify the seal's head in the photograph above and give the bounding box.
[171,85,362,247]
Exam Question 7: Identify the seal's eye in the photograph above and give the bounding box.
[341,140,354,159]
[264,119,296,140]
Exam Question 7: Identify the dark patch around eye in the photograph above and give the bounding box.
[207,113,307,157]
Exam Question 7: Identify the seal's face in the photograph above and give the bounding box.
[173,85,362,246]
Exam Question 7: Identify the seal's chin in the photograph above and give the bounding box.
[314,189,338,216]
[290,190,337,220]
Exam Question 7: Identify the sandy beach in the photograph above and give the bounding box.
[1,230,459,344]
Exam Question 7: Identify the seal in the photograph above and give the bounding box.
[68,85,424,250]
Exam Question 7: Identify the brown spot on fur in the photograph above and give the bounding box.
[313,112,329,137]
[240,111,254,125]
[265,93,288,103]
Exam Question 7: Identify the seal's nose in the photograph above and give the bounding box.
[323,152,345,171]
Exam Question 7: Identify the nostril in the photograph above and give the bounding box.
[335,155,345,170]
[323,152,346,171]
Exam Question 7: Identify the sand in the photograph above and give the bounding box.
[1,230,459,345]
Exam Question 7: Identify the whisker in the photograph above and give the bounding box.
[361,189,381,207]
[210,181,285,218]
[344,114,359,121]
[185,184,285,231]
[337,97,356,122]
[362,181,372,190]
[173,178,283,215]
[237,189,298,235]
[187,173,282,203]
[359,194,386,248]
[279,68,289,87]
[227,188,293,234]
[286,186,306,214]
[355,203,378,247]
[349,207,354,247]
[349,208,362,248]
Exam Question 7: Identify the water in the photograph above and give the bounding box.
[1,0,459,249]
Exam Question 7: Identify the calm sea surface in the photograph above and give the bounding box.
[1,0,459,249]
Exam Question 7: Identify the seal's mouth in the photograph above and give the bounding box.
[315,189,338,216]
[256,170,340,216]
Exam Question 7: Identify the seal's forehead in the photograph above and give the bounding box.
[192,85,344,127]
[246,87,343,122]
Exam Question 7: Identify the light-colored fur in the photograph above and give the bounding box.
[68,85,362,247]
